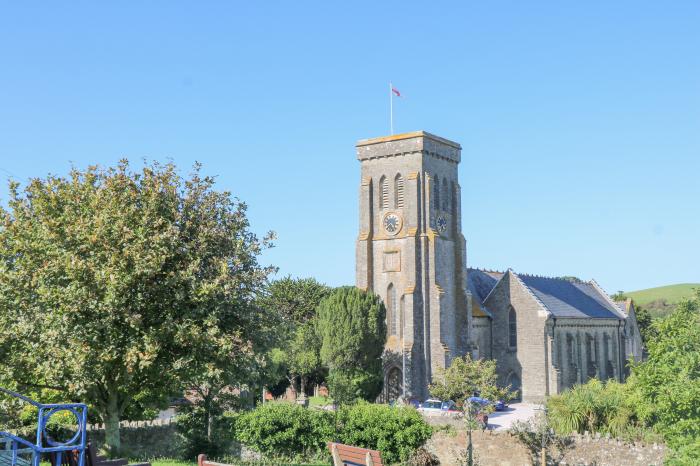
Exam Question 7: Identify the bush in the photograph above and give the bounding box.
[234,403,334,461]
[176,402,237,459]
[666,436,700,466]
[337,402,433,464]
[326,369,383,407]
[546,379,641,438]
[234,401,432,463]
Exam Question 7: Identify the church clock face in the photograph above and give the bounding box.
[437,215,447,233]
[382,212,403,235]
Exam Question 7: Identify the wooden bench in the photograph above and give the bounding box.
[327,442,383,466]
[197,455,238,466]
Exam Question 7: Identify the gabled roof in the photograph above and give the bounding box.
[516,275,625,319]
[467,269,505,317]
[467,268,626,320]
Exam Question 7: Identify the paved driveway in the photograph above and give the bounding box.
[487,402,541,431]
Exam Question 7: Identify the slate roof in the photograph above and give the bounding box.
[517,275,625,319]
[467,268,625,320]
[467,269,504,317]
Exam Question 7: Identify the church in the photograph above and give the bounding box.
[354,131,643,403]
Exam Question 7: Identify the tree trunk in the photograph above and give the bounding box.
[301,375,307,397]
[104,391,121,456]
[206,395,213,442]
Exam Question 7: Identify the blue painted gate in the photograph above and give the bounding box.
[0,388,87,466]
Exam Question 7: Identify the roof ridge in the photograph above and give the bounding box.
[589,279,627,319]
[516,272,587,283]
[510,270,552,317]
[481,269,512,304]
[468,267,506,274]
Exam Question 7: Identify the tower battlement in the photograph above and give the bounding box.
[356,131,461,164]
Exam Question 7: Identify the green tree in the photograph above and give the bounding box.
[0,161,275,454]
[258,276,331,396]
[634,304,655,342]
[610,291,627,301]
[428,355,515,409]
[316,287,386,404]
[630,290,700,452]
[259,276,331,324]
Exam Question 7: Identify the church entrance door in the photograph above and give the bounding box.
[386,367,402,403]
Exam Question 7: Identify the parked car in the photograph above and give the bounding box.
[417,398,462,417]
[494,400,508,411]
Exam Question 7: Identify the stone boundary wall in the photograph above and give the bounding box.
[86,422,183,459]
[86,417,176,431]
[427,429,666,466]
[555,432,666,466]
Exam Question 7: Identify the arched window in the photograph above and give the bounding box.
[387,284,397,336]
[442,180,449,211]
[394,174,404,208]
[433,176,440,211]
[509,306,517,349]
[379,176,389,210]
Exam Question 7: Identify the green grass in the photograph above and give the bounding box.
[625,283,699,318]
[152,461,193,466]
[626,283,699,306]
[307,396,332,408]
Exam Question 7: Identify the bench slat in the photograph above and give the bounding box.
[327,442,383,466]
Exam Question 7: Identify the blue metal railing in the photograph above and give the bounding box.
[0,388,87,466]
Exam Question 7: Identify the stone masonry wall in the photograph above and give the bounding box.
[87,420,183,459]
[485,272,550,402]
[86,418,240,460]
[426,428,666,466]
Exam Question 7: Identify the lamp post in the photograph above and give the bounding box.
[534,406,549,466]
[401,336,406,399]
[465,399,475,466]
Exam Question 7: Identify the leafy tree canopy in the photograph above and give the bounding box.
[630,289,700,447]
[0,161,275,454]
[428,355,515,409]
[258,276,331,325]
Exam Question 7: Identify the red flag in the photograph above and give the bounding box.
[392,87,401,97]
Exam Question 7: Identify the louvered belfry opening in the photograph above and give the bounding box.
[394,173,404,208]
[380,175,389,210]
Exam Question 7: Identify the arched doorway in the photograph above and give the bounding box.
[386,367,402,403]
[506,372,521,401]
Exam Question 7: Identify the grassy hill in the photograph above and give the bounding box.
[625,283,699,318]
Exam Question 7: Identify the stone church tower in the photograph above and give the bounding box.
[355,131,471,401]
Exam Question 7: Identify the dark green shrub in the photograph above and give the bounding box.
[316,287,386,404]
[234,401,432,463]
[234,403,334,460]
[337,401,433,464]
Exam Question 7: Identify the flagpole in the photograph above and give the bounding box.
[389,81,394,135]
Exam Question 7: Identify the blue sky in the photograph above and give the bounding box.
[1,1,698,292]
